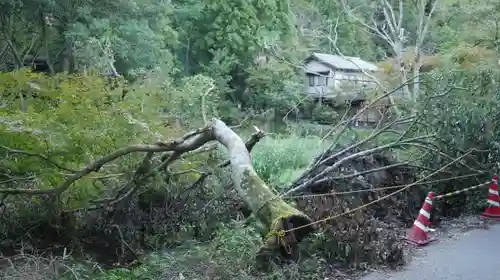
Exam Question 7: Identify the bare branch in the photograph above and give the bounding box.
[382,0,398,36]
[201,84,215,124]
[282,134,436,196]
[314,155,424,185]
[319,115,415,166]
[397,0,404,31]
[416,0,439,48]
[341,1,395,46]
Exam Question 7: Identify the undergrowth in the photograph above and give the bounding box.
[4,224,342,280]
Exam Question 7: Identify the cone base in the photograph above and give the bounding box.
[480,207,500,220]
[404,236,437,247]
[480,213,500,220]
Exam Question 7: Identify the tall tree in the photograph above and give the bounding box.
[342,0,439,101]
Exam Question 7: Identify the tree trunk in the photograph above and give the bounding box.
[210,119,314,265]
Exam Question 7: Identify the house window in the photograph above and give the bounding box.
[317,76,326,86]
[308,75,315,86]
[319,71,329,85]
[308,72,329,86]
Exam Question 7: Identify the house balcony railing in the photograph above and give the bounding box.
[303,86,372,102]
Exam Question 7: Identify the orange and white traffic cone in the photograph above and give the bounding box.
[480,176,500,220]
[404,192,437,246]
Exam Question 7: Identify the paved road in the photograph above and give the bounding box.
[361,222,500,280]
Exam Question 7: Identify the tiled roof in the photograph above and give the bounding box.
[308,52,379,72]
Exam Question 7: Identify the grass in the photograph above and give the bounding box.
[251,134,329,190]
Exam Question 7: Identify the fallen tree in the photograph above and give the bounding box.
[209,120,314,264]
[0,118,314,264]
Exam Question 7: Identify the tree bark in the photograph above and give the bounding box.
[210,119,314,264]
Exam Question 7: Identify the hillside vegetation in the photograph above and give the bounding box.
[1,0,500,279]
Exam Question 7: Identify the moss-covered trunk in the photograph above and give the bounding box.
[210,119,314,263]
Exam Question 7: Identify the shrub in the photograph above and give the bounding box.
[417,52,500,214]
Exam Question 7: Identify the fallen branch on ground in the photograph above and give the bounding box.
[86,126,267,210]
